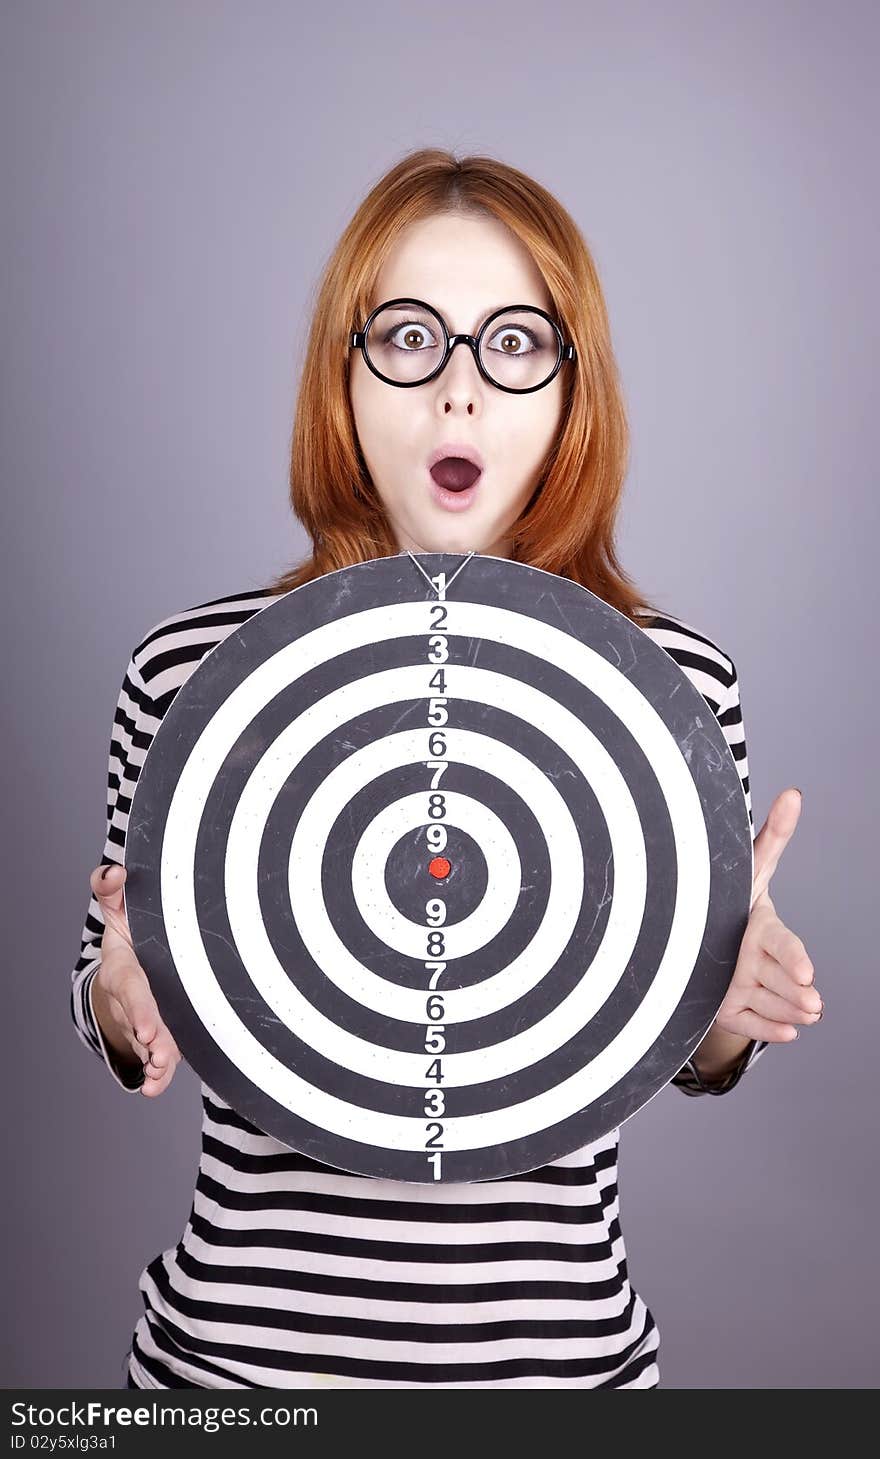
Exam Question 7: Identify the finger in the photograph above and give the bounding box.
[107,970,160,1048]
[750,789,802,908]
[753,958,822,1014]
[141,1069,172,1096]
[128,1032,150,1062]
[722,1008,799,1044]
[142,1047,175,1086]
[142,1033,180,1074]
[143,1046,164,1077]
[104,999,150,1064]
[758,920,815,987]
[748,985,823,1028]
[141,1056,179,1098]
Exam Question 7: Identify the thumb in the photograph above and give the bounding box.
[90,861,126,907]
[89,862,133,949]
[750,788,802,910]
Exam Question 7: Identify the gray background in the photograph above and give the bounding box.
[2,0,876,1389]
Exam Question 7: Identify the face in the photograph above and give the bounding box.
[348,212,566,559]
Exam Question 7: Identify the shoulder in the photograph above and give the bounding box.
[128,584,281,717]
[632,607,738,714]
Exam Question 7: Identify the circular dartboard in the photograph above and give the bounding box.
[124,552,753,1183]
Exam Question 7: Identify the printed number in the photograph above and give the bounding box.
[425,960,446,991]
[424,1089,445,1116]
[427,635,448,663]
[428,793,446,820]
[426,994,445,1020]
[427,698,448,726]
[425,1123,445,1148]
[425,1059,444,1083]
[425,899,446,927]
[426,826,447,852]
[430,604,448,629]
[426,931,445,957]
[429,667,446,693]
[424,1025,445,1053]
[427,1151,443,1180]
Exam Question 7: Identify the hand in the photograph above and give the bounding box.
[89,863,182,1095]
[713,788,822,1044]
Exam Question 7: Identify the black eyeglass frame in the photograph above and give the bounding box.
[349,296,578,395]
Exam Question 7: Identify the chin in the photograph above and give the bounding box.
[409,525,480,554]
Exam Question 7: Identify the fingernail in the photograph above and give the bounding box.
[795,788,803,799]
[792,1029,800,1040]
[100,864,112,880]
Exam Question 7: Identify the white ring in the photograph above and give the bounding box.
[350,792,521,958]
[160,600,708,1153]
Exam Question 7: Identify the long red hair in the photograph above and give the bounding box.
[267,147,665,627]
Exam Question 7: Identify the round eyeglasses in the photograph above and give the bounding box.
[349,297,577,394]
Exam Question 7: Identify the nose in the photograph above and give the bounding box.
[434,338,484,413]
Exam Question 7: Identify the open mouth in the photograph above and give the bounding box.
[429,456,483,492]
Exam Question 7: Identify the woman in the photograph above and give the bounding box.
[71,149,821,1390]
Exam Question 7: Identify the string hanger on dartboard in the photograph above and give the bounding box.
[405,549,476,600]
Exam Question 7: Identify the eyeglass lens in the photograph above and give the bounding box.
[364,303,560,389]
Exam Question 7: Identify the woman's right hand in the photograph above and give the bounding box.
[89,863,182,1096]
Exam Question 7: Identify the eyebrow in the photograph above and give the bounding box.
[382,302,524,333]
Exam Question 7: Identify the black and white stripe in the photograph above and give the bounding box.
[70,586,767,1389]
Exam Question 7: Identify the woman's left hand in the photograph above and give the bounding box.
[713,788,822,1044]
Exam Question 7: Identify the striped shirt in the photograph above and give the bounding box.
[70,584,768,1390]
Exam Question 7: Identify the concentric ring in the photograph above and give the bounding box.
[125,554,752,1182]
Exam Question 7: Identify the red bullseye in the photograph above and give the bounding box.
[428,857,451,879]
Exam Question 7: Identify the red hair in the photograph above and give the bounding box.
[267,147,665,627]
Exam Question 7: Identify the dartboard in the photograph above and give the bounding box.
[124,551,753,1184]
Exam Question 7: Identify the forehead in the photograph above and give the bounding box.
[373,212,552,324]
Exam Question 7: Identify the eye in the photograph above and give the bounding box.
[484,324,540,356]
[385,319,441,352]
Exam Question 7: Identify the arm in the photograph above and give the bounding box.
[69,650,156,1092]
[673,1033,769,1097]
